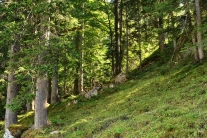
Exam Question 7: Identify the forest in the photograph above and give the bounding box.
[1,0,207,137]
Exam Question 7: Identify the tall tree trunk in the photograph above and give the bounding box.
[125,6,129,76]
[103,0,115,76]
[191,31,199,62]
[80,3,85,94]
[195,0,204,60]
[63,51,67,95]
[137,5,142,71]
[170,11,177,52]
[119,0,123,71]
[157,0,165,51]
[114,0,122,75]
[34,0,50,129]
[80,44,84,94]
[173,39,177,52]
[51,55,58,104]
[5,38,20,128]
[35,76,48,129]
[47,76,51,104]
[73,77,79,95]
[74,31,80,95]
[158,17,165,51]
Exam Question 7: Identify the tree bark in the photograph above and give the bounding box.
[114,0,122,75]
[51,59,58,104]
[5,73,18,129]
[137,5,142,71]
[158,17,165,51]
[191,30,199,62]
[195,0,204,60]
[125,6,129,76]
[103,0,115,76]
[119,0,123,70]
[157,0,165,51]
[63,53,67,95]
[5,38,20,129]
[35,77,48,129]
[74,31,80,95]
[80,3,85,94]
[35,46,48,129]
[47,76,51,104]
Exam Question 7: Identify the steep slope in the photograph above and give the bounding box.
[1,60,207,138]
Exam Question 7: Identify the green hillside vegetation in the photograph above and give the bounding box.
[1,57,207,138]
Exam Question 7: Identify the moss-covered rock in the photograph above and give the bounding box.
[8,124,29,138]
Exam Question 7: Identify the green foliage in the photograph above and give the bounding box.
[0,82,6,119]
[0,76,6,119]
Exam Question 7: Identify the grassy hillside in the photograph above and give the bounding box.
[1,59,207,137]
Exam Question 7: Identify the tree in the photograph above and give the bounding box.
[34,0,50,129]
[195,0,204,60]
[51,54,59,104]
[125,4,129,75]
[103,0,114,76]
[114,0,123,75]
[3,1,22,128]
[5,35,20,128]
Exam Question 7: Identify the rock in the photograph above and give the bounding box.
[114,73,127,84]
[3,129,14,138]
[102,85,109,89]
[72,100,78,104]
[50,130,59,135]
[4,124,29,138]
[84,87,100,99]
[109,83,114,88]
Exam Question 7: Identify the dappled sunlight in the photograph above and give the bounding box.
[116,99,125,105]
[170,69,186,78]
[70,119,88,128]
[18,111,34,122]
[70,95,78,99]
[126,82,150,95]
[0,120,4,126]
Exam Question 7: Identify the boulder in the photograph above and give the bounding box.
[3,129,14,138]
[4,124,28,138]
[84,87,100,99]
[114,73,127,84]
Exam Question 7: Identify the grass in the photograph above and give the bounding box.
[1,59,207,137]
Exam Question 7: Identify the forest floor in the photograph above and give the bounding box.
[1,57,207,137]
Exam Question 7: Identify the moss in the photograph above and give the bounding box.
[8,124,29,138]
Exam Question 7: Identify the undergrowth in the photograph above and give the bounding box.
[1,59,207,137]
